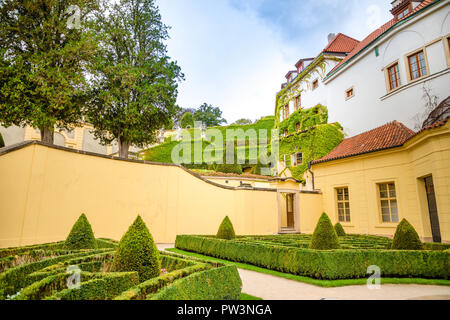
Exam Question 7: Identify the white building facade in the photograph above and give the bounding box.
[276,0,450,136]
[324,0,450,135]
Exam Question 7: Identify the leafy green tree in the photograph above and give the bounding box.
[65,213,97,250]
[309,213,340,250]
[193,103,227,127]
[233,119,253,125]
[0,0,98,144]
[87,0,183,158]
[180,112,194,128]
[216,216,236,240]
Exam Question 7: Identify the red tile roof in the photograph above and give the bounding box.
[322,33,360,54]
[325,0,438,80]
[311,121,415,164]
[311,117,449,165]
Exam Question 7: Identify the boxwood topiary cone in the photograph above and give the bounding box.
[309,213,340,250]
[216,216,236,240]
[334,222,346,236]
[391,219,423,250]
[112,215,161,281]
[65,213,97,249]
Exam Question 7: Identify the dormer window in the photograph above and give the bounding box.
[397,7,409,19]
[391,0,413,20]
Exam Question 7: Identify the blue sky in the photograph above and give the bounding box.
[156,0,393,124]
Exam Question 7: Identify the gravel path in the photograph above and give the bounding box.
[157,244,450,300]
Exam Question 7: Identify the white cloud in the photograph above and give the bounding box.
[157,0,394,124]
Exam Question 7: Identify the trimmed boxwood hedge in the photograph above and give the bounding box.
[309,213,340,250]
[65,214,97,250]
[392,219,423,250]
[14,272,97,300]
[112,216,161,281]
[216,216,236,240]
[115,263,211,300]
[175,235,449,280]
[47,272,139,300]
[0,249,109,299]
[149,265,242,300]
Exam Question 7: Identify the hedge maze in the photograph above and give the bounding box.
[0,215,242,300]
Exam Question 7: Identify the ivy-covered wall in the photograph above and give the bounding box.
[275,101,344,181]
[279,104,328,134]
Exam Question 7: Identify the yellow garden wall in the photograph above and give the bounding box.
[311,122,450,242]
[0,143,279,248]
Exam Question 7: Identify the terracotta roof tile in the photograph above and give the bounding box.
[311,121,416,164]
[325,0,437,80]
[322,33,360,54]
[312,117,449,165]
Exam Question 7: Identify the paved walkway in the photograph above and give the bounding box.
[157,244,450,300]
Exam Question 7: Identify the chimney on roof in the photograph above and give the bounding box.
[328,33,336,43]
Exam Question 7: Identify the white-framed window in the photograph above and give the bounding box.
[291,152,303,166]
[336,187,350,222]
[377,182,399,223]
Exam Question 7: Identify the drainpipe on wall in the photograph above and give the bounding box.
[308,160,315,191]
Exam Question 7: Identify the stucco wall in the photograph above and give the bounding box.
[311,122,450,241]
[0,143,279,248]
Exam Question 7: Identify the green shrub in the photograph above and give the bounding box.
[216,216,236,240]
[47,272,139,300]
[149,265,241,300]
[309,213,340,250]
[181,112,194,128]
[115,263,210,300]
[392,219,423,250]
[0,250,105,299]
[215,163,243,175]
[65,214,97,250]
[112,216,161,281]
[175,235,449,280]
[334,223,346,236]
[0,132,4,148]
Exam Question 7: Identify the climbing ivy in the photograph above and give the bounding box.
[279,104,328,134]
[279,122,343,181]
[274,54,341,127]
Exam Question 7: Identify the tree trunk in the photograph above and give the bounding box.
[118,138,130,159]
[40,126,54,145]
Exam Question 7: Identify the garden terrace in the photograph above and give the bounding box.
[175,235,450,280]
[0,239,241,300]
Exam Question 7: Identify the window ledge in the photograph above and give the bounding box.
[341,223,354,227]
[374,224,398,228]
[380,68,450,101]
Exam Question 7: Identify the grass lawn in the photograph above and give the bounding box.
[167,248,450,288]
[240,293,263,300]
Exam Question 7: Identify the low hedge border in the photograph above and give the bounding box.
[175,235,449,280]
[0,249,111,299]
[46,272,139,300]
[149,265,242,300]
[115,263,211,300]
[14,271,97,300]
[0,239,117,259]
